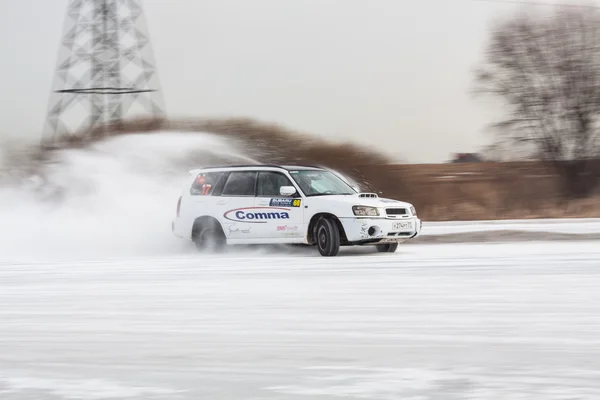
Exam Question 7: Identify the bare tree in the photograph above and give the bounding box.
[475,6,600,197]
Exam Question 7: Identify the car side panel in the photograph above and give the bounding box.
[302,197,352,224]
[248,196,304,239]
[217,196,259,241]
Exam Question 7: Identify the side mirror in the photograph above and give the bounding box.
[279,186,296,196]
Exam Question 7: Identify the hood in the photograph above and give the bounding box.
[308,193,413,209]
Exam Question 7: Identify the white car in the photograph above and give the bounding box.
[172,165,422,256]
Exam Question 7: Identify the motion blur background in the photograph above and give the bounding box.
[3,0,512,162]
[2,2,600,399]
[3,0,600,223]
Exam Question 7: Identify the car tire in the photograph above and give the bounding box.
[316,217,341,257]
[376,243,398,253]
[193,220,226,252]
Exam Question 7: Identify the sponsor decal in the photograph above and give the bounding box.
[195,175,206,185]
[228,225,251,235]
[269,198,301,207]
[360,222,369,239]
[199,184,212,195]
[224,207,291,223]
[277,225,299,232]
[192,174,213,195]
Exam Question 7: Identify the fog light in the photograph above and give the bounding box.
[367,226,381,236]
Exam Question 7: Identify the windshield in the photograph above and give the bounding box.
[289,170,357,196]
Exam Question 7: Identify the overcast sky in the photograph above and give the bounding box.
[0,0,592,162]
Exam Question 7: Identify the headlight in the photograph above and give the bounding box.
[410,206,417,216]
[352,205,379,216]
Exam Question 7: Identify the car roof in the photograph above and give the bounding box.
[192,164,326,172]
[281,165,325,171]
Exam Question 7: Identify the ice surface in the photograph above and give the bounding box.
[1,242,600,399]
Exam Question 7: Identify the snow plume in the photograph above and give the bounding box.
[0,132,257,261]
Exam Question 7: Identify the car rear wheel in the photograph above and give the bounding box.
[193,220,226,252]
[376,243,398,253]
[316,218,340,257]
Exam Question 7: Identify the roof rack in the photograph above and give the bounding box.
[191,164,327,170]
[194,164,283,169]
[282,164,326,170]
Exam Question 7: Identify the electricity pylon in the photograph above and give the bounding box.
[44,0,165,142]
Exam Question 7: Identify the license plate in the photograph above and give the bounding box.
[392,221,413,231]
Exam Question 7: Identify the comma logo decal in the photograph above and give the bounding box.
[224,207,291,223]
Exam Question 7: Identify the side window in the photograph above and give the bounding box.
[221,171,258,196]
[257,172,295,197]
[190,172,224,196]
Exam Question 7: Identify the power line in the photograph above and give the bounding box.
[472,0,600,8]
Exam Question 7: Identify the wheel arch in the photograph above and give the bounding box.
[191,215,225,240]
[307,213,348,245]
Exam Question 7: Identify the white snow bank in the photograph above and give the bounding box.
[422,218,600,235]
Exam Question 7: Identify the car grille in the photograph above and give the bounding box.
[386,208,408,216]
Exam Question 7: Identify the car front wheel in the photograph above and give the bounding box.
[376,243,398,253]
[316,218,341,257]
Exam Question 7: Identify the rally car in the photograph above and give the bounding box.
[172,165,422,256]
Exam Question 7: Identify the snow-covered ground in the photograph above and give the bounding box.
[2,241,600,400]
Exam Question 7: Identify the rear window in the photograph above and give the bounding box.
[190,172,226,196]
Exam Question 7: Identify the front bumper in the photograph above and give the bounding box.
[339,216,422,243]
